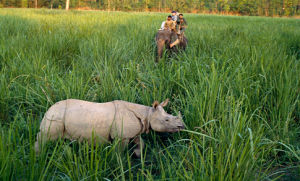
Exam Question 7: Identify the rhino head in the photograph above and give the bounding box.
[148,99,185,133]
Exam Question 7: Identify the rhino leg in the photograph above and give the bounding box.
[120,138,129,148]
[35,118,64,155]
[133,136,144,158]
[114,138,129,155]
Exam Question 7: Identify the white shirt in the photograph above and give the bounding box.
[172,15,178,22]
[160,21,165,30]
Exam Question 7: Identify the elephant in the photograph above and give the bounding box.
[155,29,188,61]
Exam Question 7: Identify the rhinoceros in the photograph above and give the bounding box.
[35,99,185,157]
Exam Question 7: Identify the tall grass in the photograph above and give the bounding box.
[0,9,299,180]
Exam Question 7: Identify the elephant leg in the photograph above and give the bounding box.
[133,136,144,158]
[156,40,165,62]
[179,36,187,50]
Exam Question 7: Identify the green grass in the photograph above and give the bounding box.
[0,8,299,180]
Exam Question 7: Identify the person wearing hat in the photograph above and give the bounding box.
[171,11,178,21]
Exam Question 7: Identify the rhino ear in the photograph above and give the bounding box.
[160,98,169,107]
[152,101,159,109]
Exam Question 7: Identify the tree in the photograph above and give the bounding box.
[1,0,299,16]
[65,0,69,10]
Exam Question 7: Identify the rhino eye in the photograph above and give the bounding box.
[165,119,169,122]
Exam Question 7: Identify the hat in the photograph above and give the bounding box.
[171,11,176,13]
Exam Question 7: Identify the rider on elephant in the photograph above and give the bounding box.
[160,10,177,30]
[164,15,176,30]
[171,10,178,21]
[170,14,187,48]
[162,15,181,49]
[177,14,187,35]
[156,15,188,61]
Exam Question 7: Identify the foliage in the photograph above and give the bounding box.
[0,9,299,180]
[0,0,300,16]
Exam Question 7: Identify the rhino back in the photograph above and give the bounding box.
[43,100,67,121]
[63,99,116,141]
[39,100,67,131]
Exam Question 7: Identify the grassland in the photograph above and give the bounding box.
[0,8,299,180]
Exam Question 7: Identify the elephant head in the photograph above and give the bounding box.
[155,30,187,62]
